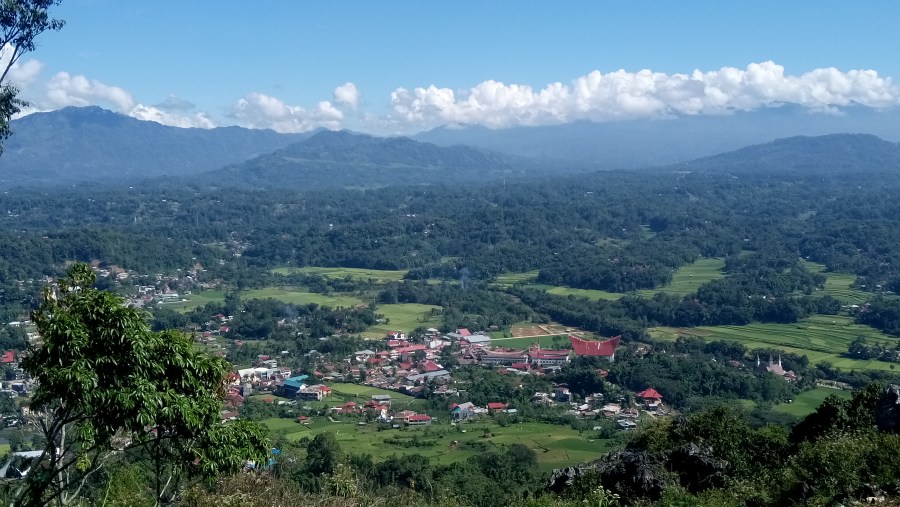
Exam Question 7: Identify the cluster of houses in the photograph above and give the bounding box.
[218,327,673,432]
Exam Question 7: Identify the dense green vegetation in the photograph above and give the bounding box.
[7,134,900,505]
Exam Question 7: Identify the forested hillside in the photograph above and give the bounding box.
[0,107,308,186]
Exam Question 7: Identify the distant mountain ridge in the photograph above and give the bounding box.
[2,106,899,190]
[191,129,561,190]
[665,133,900,173]
[0,106,310,187]
[414,106,900,169]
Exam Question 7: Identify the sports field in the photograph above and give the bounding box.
[273,266,408,282]
[364,303,442,338]
[651,315,900,371]
[262,417,615,470]
[772,387,852,418]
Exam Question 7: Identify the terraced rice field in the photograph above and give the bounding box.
[802,261,871,305]
[651,315,899,371]
[273,266,408,282]
[636,258,726,298]
[495,258,726,301]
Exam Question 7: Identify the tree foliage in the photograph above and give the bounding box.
[16,264,269,506]
[0,0,65,153]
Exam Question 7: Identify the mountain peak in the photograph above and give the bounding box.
[0,107,309,187]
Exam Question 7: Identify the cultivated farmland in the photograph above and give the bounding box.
[651,315,900,371]
[273,266,408,282]
[262,417,616,470]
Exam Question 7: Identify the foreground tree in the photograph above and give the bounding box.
[15,264,268,506]
[0,1,65,153]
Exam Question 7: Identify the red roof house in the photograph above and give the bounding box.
[407,414,432,425]
[487,402,508,412]
[569,335,621,360]
[395,344,427,354]
[1,351,16,364]
[421,360,442,372]
[635,388,663,400]
[457,328,472,337]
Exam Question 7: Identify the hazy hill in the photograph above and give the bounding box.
[0,106,309,187]
[414,106,900,169]
[666,133,900,173]
[194,129,559,190]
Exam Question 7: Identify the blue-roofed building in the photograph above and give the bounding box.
[281,375,309,398]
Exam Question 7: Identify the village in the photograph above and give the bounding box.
[222,327,673,434]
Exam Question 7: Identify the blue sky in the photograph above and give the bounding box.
[7,0,900,133]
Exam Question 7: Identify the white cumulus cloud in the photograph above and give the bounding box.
[130,104,216,129]
[0,44,44,87]
[333,82,361,109]
[45,71,136,112]
[231,92,343,132]
[390,61,900,129]
[27,72,217,128]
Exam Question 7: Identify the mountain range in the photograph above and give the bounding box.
[667,133,900,174]
[414,105,900,168]
[0,106,309,186]
[190,129,561,190]
[0,106,899,190]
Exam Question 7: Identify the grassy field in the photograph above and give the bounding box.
[636,258,726,298]
[273,266,408,282]
[161,290,226,312]
[365,303,442,338]
[495,258,726,301]
[326,383,415,402]
[772,387,852,418]
[802,261,870,305]
[243,287,364,307]
[165,287,365,313]
[264,417,615,470]
[651,315,900,371]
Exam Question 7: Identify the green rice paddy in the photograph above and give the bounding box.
[802,261,870,305]
[262,417,615,470]
[273,266,408,282]
[494,258,726,301]
[651,315,900,371]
